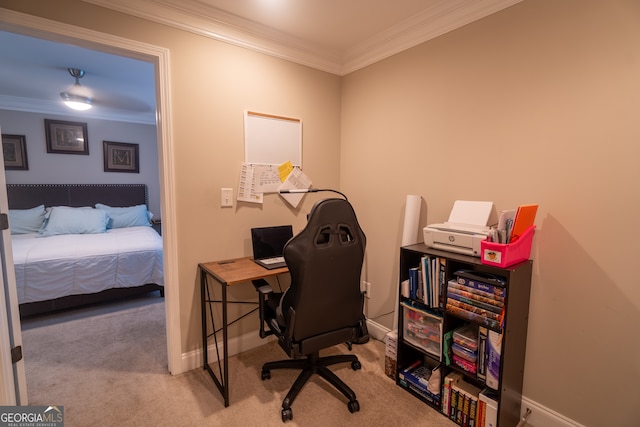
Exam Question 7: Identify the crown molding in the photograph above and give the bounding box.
[342,0,524,74]
[83,0,523,76]
[83,0,344,75]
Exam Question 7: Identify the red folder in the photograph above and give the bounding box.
[510,204,538,242]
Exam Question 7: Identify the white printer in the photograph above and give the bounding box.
[423,200,493,257]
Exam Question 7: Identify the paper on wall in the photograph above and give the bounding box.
[253,164,282,193]
[237,163,263,204]
[278,161,294,182]
[278,167,312,208]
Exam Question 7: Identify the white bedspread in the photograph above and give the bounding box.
[11,226,164,304]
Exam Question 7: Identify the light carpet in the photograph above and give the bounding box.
[21,296,457,426]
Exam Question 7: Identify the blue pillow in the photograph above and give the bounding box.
[39,206,109,236]
[9,205,46,234]
[95,203,151,229]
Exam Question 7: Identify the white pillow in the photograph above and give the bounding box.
[39,206,109,236]
[9,205,46,234]
[95,203,151,228]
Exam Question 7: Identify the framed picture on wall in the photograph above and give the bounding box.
[103,141,139,173]
[44,119,89,155]
[2,134,29,170]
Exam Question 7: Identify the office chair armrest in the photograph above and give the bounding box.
[253,279,274,338]
[252,278,274,295]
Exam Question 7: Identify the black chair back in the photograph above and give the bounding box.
[281,198,366,342]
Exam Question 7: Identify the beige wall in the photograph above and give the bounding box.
[342,0,639,426]
[0,0,341,357]
[2,0,639,425]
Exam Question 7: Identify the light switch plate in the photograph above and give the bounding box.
[221,188,233,207]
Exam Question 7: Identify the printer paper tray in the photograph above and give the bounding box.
[431,242,476,256]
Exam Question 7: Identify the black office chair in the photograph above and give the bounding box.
[254,198,368,422]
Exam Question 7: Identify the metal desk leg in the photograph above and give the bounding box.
[221,283,229,406]
[201,269,230,407]
[200,265,261,407]
[201,268,208,368]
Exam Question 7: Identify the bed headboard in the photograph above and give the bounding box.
[6,184,148,210]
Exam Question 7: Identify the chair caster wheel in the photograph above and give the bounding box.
[261,369,271,380]
[348,400,360,413]
[351,360,361,370]
[281,408,293,422]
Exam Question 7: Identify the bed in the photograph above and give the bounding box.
[7,184,164,317]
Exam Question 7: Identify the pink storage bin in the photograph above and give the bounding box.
[480,226,535,268]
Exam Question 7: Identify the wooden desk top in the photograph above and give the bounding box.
[199,257,288,286]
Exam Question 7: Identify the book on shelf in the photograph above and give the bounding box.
[477,326,488,381]
[476,398,485,427]
[446,284,504,309]
[398,360,440,405]
[454,383,464,425]
[410,256,450,309]
[406,381,439,405]
[469,396,478,427]
[462,392,471,426]
[446,290,504,315]
[441,371,463,417]
[430,257,437,307]
[409,267,420,300]
[410,365,432,391]
[420,256,429,305]
[448,281,505,304]
[438,257,447,308]
[449,384,459,422]
[478,388,499,427]
[407,256,447,309]
[446,298,503,322]
[446,303,501,331]
[463,393,479,427]
[453,271,506,298]
[452,380,481,427]
[398,360,421,390]
[486,331,502,390]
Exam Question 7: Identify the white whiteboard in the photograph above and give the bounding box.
[244,111,302,166]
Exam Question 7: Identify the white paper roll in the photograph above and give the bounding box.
[401,194,422,246]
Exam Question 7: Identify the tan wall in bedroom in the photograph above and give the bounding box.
[0,0,342,360]
[341,0,639,425]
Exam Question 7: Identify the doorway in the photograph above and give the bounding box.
[0,10,180,402]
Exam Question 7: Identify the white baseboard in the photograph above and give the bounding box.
[180,330,276,372]
[182,318,388,372]
[365,318,390,341]
[520,396,586,427]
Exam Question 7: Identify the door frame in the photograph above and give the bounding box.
[0,125,27,404]
[0,9,182,377]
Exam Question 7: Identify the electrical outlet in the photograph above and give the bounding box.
[221,188,233,207]
[363,281,371,299]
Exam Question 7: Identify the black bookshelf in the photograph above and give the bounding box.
[396,243,532,427]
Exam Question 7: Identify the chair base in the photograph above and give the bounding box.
[261,351,362,422]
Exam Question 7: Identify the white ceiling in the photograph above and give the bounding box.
[0,31,157,125]
[0,0,522,124]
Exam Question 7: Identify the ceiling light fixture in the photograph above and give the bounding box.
[60,68,93,111]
